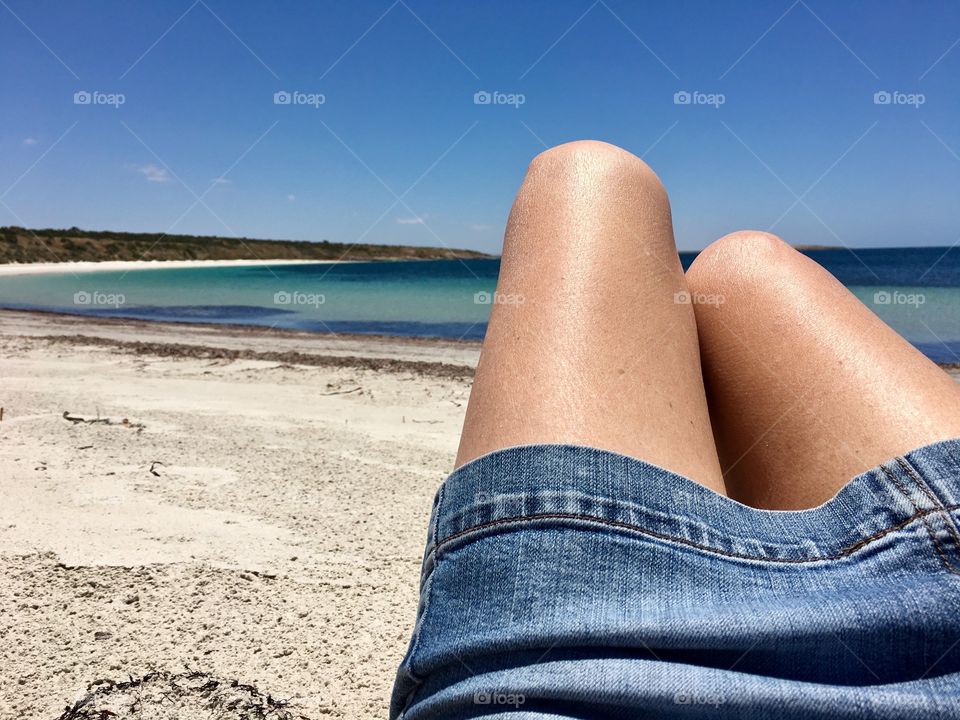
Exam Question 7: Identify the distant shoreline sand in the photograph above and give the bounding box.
[0,307,953,370]
[0,307,482,372]
[0,258,352,277]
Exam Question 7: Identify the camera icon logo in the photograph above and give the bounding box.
[73,290,92,305]
[74,91,92,105]
[873,290,891,305]
[473,692,492,705]
[873,90,892,105]
[274,290,292,305]
[474,290,492,304]
[473,91,492,105]
[274,91,292,105]
[673,290,691,304]
[673,90,691,105]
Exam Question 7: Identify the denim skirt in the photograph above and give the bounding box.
[390,439,960,719]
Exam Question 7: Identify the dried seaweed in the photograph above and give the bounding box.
[42,333,475,379]
[57,670,307,720]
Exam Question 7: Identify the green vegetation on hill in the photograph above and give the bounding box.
[0,227,492,264]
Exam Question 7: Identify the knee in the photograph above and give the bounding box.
[687,230,798,294]
[529,139,652,173]
[524,140,667,200]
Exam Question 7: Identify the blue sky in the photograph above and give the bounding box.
[2,0,959,252]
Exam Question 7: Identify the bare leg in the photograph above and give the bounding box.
[686,231,960,509]
[456,141,725,494]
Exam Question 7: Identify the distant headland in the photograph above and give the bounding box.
[0,226,492,264]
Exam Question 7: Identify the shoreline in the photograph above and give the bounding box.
[0,307,482,347]
[0,306,955,370]
[0,258,352,276]
[0,308,482,374]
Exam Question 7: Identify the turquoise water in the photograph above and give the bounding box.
[1,248,958,363]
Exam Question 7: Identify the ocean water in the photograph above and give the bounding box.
[0,247,958,363]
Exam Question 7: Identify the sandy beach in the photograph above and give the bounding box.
[2,308,958,718]
[0,309,478,719]
[0,259,345,277]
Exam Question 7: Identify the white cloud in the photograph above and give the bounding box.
[397,215,428,225]
[22,137,38,146]
[137,164,171,183]
[469,223,491,231]
[287,194,296,202]
[210,177,231,186]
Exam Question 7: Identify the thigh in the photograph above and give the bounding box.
[686,231,960,509]
[456,140,724,494]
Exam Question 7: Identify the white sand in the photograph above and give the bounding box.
[0,310,476,719]
[1,309,957,718]
[0,259,345,277]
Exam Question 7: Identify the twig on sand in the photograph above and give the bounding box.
[62,411,146,433]
[149,461,164,477]
[63,411,107,425]
[320,386,362,396]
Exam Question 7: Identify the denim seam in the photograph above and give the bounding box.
[398,483,447,717]
[430,505,960,565]
[881,464,960,576]
[396,565,433,719]
[896,456,960,557]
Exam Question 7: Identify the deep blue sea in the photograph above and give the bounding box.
[1,247,958,363]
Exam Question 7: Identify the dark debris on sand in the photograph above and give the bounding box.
[56,670,308,720]
[41,334,475,380]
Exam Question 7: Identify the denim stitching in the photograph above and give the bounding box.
[896,456,960,556]
[881,464,960,576]
[397,563,433,718]
[429,505,960,565]
[399,482,447,716]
